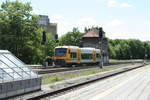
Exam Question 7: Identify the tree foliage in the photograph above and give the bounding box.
[0,0,45,64]
[1,1,150,65]
[109,39,150,59]
[59,28,84,46]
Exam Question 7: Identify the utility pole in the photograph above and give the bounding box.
[99,28,104,68]
[42,31,48,67]
[42,31,47,57]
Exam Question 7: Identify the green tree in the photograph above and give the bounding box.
[0,0,43,64]
[59,28,84,46]
[108,39,150,60]
[46,33,59,57]
[108,44,116,59]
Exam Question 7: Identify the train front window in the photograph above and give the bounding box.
[55,48,67,56]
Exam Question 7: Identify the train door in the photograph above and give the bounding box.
[66,48,71,63]
[77,48,81,64]
[93,50,96,63]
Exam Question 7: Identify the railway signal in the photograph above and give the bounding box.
[42,31,47,44]
[54,34,59,43]
[55,34,58,40]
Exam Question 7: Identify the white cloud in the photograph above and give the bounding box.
[106,0,133,8]
[95,0,105,2]
[107,0,118,8]
[106,32,150,41]
[49,15,102,36]
[76,18,98,27]
[95,0,102,2]
[106,19,124,27]
[49,15,150,41]
[75,18,100,32]
[50,15,73,36]
[120,3,133,8]
[50,15,65,21]
[143,21,149,25]
[50,15,100,36]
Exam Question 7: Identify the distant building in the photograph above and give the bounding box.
[82,28,109,64]
[38,15,49,26]
[38,15,57,35]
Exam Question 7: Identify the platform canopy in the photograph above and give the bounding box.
[0,50,38,82]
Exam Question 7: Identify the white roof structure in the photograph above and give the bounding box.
[0,50,10,53]
[0,50,38,82]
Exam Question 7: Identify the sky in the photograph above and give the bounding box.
[0,0,150,41]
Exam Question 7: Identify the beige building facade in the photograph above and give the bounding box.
[38,15,57,35]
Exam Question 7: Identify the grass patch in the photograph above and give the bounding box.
[42,66,120,85]
[49,85,55,89]
[109,59,143,63]
[42,76,64,84]
[81,70,97,76]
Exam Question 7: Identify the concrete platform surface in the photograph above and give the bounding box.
[12,63,147,100]
[51,64,150,100]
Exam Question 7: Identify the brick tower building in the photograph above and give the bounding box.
[81,27,109,64]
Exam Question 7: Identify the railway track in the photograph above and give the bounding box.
[33,62,143,75]
[17,62,149,100]
[39,63,140,79]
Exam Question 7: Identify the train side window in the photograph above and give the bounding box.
[96,53,100,58]
[71,52,77,58]
[89,54,92,59]
[81,54,92,59]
